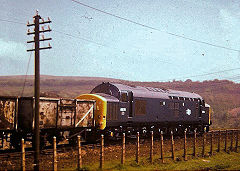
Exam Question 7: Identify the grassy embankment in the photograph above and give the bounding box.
[66,142,240,170]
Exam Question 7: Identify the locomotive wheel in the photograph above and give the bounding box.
[85,130,98,143]
[206,126,210,132]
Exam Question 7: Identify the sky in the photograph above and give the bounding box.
[0,0,240,82]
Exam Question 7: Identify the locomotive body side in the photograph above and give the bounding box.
[88,82,211,137]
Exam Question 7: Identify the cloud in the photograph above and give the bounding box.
[0,39,27,61]
[0,39,31,75]
[219,9,240,35]
[0,57,26,75]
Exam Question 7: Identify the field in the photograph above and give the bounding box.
[83,152,240,170]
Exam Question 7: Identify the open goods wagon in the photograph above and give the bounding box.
[0,96,95,149]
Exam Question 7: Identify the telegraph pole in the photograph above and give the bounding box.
[27,10,52,170]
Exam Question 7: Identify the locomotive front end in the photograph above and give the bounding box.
[204,103,212,129]
[76,94,107,130]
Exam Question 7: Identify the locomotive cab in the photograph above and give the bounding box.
[204,103,212,131]
[119,91,133,118]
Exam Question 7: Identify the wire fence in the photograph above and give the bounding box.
[0,129,239,170]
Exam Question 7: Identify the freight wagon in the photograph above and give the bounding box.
[0,96,95,149]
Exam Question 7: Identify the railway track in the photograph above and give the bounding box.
[0,141,102,158]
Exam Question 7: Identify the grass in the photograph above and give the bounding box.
[58,136,240,170]
[63,149,240,170]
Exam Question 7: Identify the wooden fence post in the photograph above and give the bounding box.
[160,131,164,163]
[121,133,125,165]
[100,135,104,169]
[77,136,82,170]
[230,130,234,151]
[136,132,139,164]
[235,130,239,152]
[171,131,175,160]
[210,131,213,156]
[150,131,153,163]
[183,129,187,161]
[202,131,206,157]
[193,129,197,157]
[21,139,25,171]
[53,136,57,171]
[217,130,221,152]
[225,130,228,152]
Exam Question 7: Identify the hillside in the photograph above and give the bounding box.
[0,75,240,129]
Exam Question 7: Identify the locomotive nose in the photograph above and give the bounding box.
[76,94,107,130]
[205,103,212,126]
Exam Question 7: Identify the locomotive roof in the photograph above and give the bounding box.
[91,82,203,100]
[95,93,119,102]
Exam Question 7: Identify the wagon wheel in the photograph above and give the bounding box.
[10,132,22,150]
[68,129,94,145]
[46,132,60,146]
[40,133,48,149]
[68,135,78,145]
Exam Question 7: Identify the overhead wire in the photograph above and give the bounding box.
[0,18,109,47]
[159,67,240,82]
[0,17,174,65]
[0,17,239,83]
[190,79,240,91]
[53,30,177,65]
[163,77,240,93]
[0,18,25,25]
[53,30,108,47]
[220,74,240,81]
[70,0,240,53]
[21,44,33,96]
[0,18,33,96]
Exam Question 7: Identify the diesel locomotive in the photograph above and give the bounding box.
[77,82,212,138]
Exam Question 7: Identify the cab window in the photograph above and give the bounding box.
[160,101,165,106]
[121,92,128,102]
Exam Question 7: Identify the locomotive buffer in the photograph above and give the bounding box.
[27,10,52,171]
